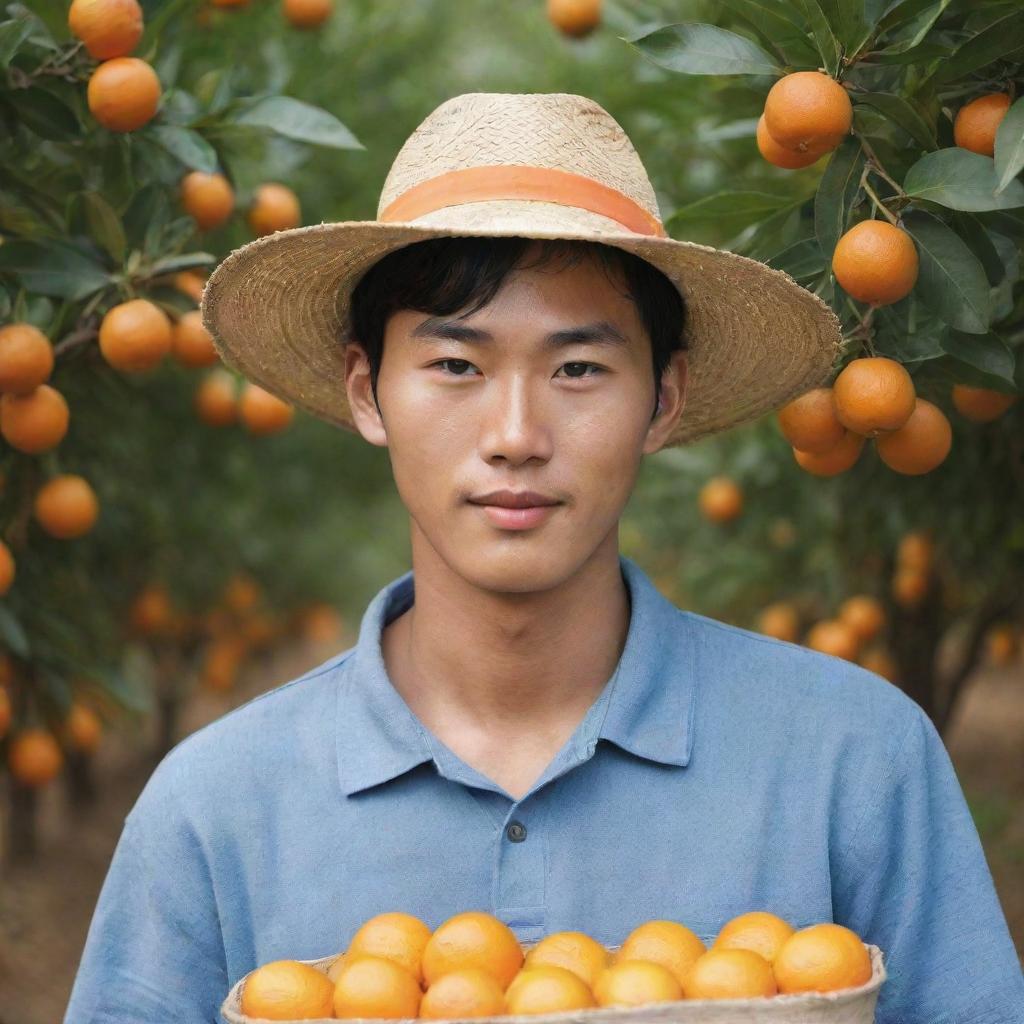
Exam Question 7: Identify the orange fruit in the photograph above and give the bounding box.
[615,920,706,987]
[954,92,1011,157]
[0,323,54,394]
[682,948,777,998]
[891,567,928,609]
[546,0,601,38]
[0,540,15,597]
[63,701,102,754]
[87,57,161,132]
[0,385,69,453]
[130,584,175,635]
[240,959,335,1020]
[777,387,845,453]
[757,602,800,643]
[897,530,933,572]
[8,729,63,787]
[180,171,234,231]
[172,270,207,304]
[300,603,344,644]
[793,429,864,476]
[333,954,422,1019]
[172,310,219,368]
[505,965,596,1014]
[951,384,1017,423]
[0,687,10,741]
[68,0,143,59]
[832,221,918,306]
[283,0,333,28]
[875,398,952,475]
[196,369,238,426]
[773,922,872,994]
[248,183,301,236]
[523,931,610,989]
[806,619,860,661]
[859,646,898,682]
[985,624,1018,666]
[837,595,885,643]
[422,911,524,989]
[698,477,743,523]
[713,911,795,964]
[99,299,172,372]
[756,114,824,169]
[224,573,261,614]
[763,71,852,154]
[201,636,246,691]
[34,475,99,539]
[832,357,916,437]
[421,967,506,1018]
[593,959,682,1007]
[239,383,294,434]
[348,911,433,985]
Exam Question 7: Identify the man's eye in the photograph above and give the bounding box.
[430,360,604,378]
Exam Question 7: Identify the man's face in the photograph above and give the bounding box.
[346,245,688,594]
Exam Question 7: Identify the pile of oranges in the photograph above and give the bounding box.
[236,909,875,1020]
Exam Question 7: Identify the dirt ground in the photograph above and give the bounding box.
[0,642,1021,1024]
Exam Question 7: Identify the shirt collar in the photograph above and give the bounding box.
[336,554,697,798]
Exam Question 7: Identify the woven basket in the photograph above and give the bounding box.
[221,943,886,1024]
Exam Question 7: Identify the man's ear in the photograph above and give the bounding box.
[643,350,688,455]
[344,341,388,448]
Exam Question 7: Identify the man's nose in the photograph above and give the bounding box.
[479,376,554,463]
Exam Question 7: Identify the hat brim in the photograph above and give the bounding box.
[201,217,842,446]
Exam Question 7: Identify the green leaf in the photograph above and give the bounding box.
[667,191,800,233]
[156,88,203,127]
[0,16,34,66]
[794,0,841,75]
[952,213,1006,286]
[878,0,948,33]
[623,22,781,76]
[867,40,951,64]
[123,184,171,251]
[711,0,819,65]
[148,252,217,277]
[0,240,112,300]
[17,86,77,141]
[80,192,127,265]
[903,149,1024,211]
[150,125,219,174]
[903,211,990,334]
[939,330,1015,385]
[854,92,935,150]
[931,11,1024,84]
[0,189,57,239]
[994,96,1024,195]
[231,96,364,150]
[766,237,824,281]
[876,0,953,53]
[0,605,29,658]
[814,137,865,264]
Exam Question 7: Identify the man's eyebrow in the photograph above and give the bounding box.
[410,318,630,348]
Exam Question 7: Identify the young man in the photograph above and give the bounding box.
[65,93,1023,1022]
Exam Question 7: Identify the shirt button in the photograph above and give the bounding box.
[506,820,527,843]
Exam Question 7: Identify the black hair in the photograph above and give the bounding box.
[348,236,688,422]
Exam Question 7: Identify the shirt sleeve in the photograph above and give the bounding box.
[63,769,228,1023]
[833,702,1024,1023]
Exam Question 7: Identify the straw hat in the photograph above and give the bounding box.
[201,92,843,446]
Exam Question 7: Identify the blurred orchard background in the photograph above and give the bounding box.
[0,0,1022,1017]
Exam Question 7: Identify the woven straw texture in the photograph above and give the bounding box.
[221,943,885,1024]
[201,93,844,447]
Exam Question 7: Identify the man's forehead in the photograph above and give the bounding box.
[409,317,632,351]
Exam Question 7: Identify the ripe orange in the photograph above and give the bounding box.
[0,688,10,741]
[248,183,301,236]
[0,540,15,597]
[99,299,172,372]
[593,959,682,1007]
[792,429,864,476]
[348,911,433,985]
[832,357,916,437]
[951,384,1017,423]
[523,931,609,989]
[954,92,1011,157]
[283,0,333,28]
[875,398,952,475]
[891,567,928,609]
[756,114,824,169]
[615,919,706,987]
[773,922,872,994]
[333,954,422,1019]
[63,701,102,754]
[546,0,601,38]
[985,624,1018,666]
[762,71,852,154]
[34,475,99,539]
[0,385,69,454]
[422,911,524,989]
[300,603,345,644]
[87,57,161,132]
[171,310,219,368]
[201,636,246,691]
[240,959,335,1020]
[682,948,777,999]
[421,967,506,1018]
[224,573,261,614]
[8,729,63,787]
[505,965,596,1014]
[180,171,235,231]
[0,323,54,394]
[173,270,207,304]
[897,530,933,572]
[757,602,800,643]
[837,595,885,643]
[833,221,918,306]
[713,910,795,964]
[130,584,175,635]
[859,646,898,682]
[239,383,294,434]
[698,477,743,523]
[777,387,845,453]
[196,369,238,426]
[68,0,142,59]
[806,619,860,661]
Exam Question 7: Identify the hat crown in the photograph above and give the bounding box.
[377,92,662,222]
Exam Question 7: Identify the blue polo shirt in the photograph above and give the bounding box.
[64,554,1023,1023]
